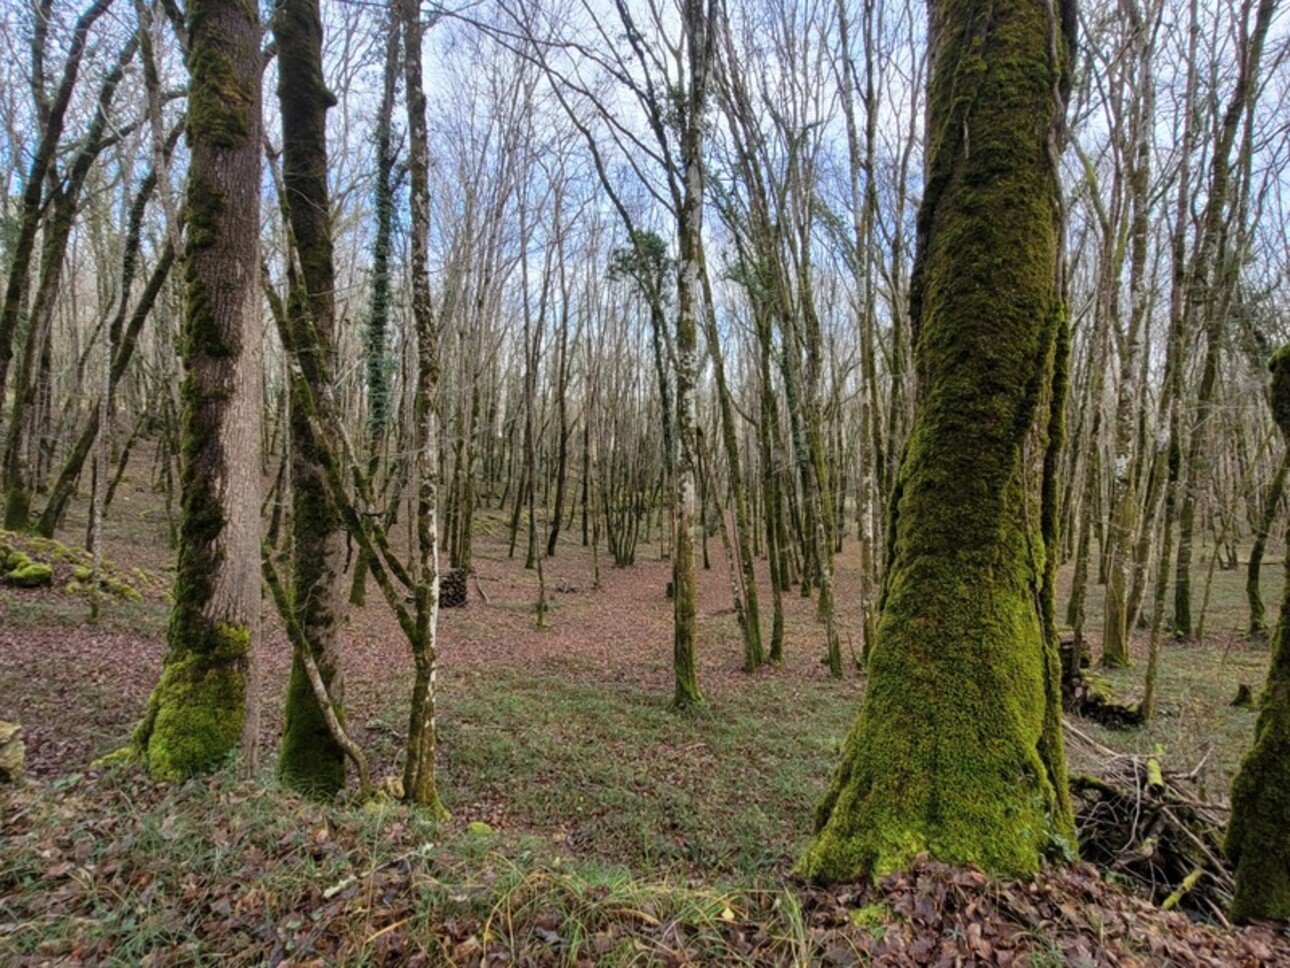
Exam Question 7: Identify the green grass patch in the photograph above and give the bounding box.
[430,669,855,879]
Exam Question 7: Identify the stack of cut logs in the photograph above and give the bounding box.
[440,569,467,608]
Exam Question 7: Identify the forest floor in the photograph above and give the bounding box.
[1,465,1288,964]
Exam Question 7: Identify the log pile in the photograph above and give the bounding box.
[440,568,467,608]
[1065,722,1233,924]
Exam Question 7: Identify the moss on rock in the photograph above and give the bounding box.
[103,577,143,602]
[8,562,52,588]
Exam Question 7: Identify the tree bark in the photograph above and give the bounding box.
[400,0,450,816]
[133,0,262,780]
[802,0,1075,880]
[1227,343,1290,921]
[274,0,349,796]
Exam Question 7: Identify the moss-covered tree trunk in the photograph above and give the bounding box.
[274,0,348,796]
[133,0,262,780]
[801,0,1075,881]
[1227,344,1290,921]
[1247,448,1289,640]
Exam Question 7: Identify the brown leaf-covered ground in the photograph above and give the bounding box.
[2,469,1287,963]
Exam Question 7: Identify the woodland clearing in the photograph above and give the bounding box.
[1,470,1287,965]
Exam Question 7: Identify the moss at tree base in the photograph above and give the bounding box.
[1227,730,1290,921]
[799,571,1071,883]
[278,659,346,797]
[134,621,249,781]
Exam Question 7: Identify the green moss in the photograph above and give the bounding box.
[466,821,494,837]
[92,746,139,768]
[848,902,889,932]
[1227,719,1290,921]
[5,550,30,571]
[65,580,84,595]
[135,621,249,781]
[103,577,143,602]
[8,563,52,588]
[1227,342,1290,921]
[278,657,347,798]
[185,0,256,149]
[72,565,93,582]
[800,0,1071,883]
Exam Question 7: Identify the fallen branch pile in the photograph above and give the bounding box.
[1065,722,1233,925]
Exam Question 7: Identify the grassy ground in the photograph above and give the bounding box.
[2,463,1288,962]
[1058,549,1273,800]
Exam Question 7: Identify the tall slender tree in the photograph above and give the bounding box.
[274,0,348,795]
[133,0,263,779]
[400,0,450,814]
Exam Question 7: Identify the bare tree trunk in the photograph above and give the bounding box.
[400,0,449,816]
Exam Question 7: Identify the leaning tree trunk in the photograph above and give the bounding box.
[1227,342,1290,921]
[274,0,348,796]
[801,0,1075,881]
[133,0,263,780]
[698,246,764,671]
